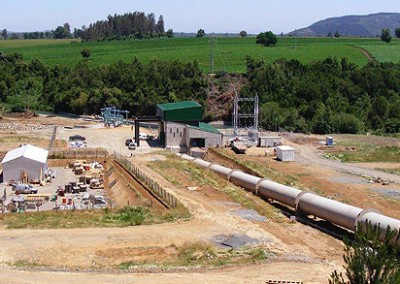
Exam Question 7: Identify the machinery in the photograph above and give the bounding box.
[179,154,400,242]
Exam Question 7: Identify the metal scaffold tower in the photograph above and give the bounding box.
[101,106,130,127]
[232,92,259,135]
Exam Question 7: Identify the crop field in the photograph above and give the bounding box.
[0,37,399,73]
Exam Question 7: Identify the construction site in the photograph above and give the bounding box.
[0,105,399,284]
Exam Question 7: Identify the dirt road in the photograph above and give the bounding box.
[284,134,400,183]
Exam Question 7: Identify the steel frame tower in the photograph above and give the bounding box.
[232,93,259,135]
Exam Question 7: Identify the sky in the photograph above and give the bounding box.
[1,0,400,34]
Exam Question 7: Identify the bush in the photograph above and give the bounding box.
[333,113,363,134]
[103,206,149,226]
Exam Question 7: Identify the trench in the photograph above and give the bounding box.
[104,159,169,211]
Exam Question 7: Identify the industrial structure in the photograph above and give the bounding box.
[1,144,49,183]
[101,106,130,127]
[258,135,282,147]
[179,154,400,243]
[232,93,259,136]
[134,101,222,152]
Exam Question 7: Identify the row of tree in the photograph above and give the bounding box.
[78,12,172,41]
[0,11,173,41]
[0,52,207,116]
[379,26,400,43]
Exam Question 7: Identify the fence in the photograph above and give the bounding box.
[48,126,58,151]
[113,153,183,209]
[49,148,109,159]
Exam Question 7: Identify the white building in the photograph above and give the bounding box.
[276,145,295,162]
[1,144,49,183]
[162,121,223,152]
[258,136,282,147]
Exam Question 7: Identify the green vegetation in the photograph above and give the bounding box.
[2,37,400,134]
[330,222,400,284]
[243,55,400,134]
[0,207,189,229]
[118,241,270,269]
[324,143,400,163]
[2,37,398,72]
[256,31,278,47]
[81,12,167,41]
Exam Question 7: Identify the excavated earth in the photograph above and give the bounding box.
[0,115,399,283]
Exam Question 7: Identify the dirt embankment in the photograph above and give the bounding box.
[104,159,167,210]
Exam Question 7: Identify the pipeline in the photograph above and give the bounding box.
[180,154,400,241]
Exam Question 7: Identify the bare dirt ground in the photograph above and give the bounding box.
[0,116,399,283]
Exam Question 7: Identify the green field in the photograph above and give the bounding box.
[1,37,400,73]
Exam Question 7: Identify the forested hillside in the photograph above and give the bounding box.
[1,52,400,134]
[242,56,400,134]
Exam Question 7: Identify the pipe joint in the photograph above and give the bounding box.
[227,169,243,181]
[354,208,381,231]
[254,178,269,195]
[294,191,315,215]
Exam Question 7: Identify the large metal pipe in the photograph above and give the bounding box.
[258,180,302,208]
[359,211,400,242]
[193,158,212,168]
[209,164,232,178]
[182,154,400,239]
[297,192,363,230]
[229,171,261,192]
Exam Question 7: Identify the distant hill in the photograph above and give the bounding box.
[288,13,400,37]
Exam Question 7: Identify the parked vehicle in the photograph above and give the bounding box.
[12,184,38,194]
[139,133,148,140]
[128,142,137,150]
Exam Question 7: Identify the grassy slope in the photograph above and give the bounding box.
[0,37,399,72]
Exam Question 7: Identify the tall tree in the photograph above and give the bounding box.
[155,15,165,33]
[381,28,392,44]
[240,30,247,37]
[256,31,278,47]
[395,27,400,38]
[1,29,7,40]
[53,23,71,39]
[196,29,205,38]
[166,29,173,38]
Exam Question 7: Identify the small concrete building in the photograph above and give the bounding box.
[276,145,295,162]
[162,121,222,152]
[157,101,222,152]
[1,144,48,183]
[258,136,282,147]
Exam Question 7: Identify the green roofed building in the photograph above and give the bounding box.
[156,101,222,152]
[156,101,202,122]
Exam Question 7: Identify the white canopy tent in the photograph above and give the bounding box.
[1,144,48,183]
